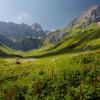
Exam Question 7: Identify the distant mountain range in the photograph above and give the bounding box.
[0,22,45,37]
[0,5,100,52]
[0,22,47,51]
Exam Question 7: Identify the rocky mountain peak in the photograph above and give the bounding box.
[78,5,100,27]
[30,23,43,32]
[67,5,100,29]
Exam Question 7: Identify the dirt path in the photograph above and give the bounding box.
[5,58,38,63]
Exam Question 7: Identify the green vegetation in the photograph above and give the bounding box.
[22,23,100,58]
[0,23,100,100]
[0,44,22,57]
[0,50,100,100]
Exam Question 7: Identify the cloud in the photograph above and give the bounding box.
[23,12,28,17]
[16,15,22,21]
[15,12,28,21]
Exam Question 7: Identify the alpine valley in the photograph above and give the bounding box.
[0,5,100,100]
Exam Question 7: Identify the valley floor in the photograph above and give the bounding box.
[0,50,100,100]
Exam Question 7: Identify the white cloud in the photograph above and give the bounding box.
[15,12,28,21]
[16,15,22,21]
[23,12,28,17]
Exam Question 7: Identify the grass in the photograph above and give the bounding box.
[0,44,23,58]
[0,23,100,100]
[0,23,99,58]
[0,50,100,100]
[20,23,100,58]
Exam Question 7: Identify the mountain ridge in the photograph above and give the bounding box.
[0,21,46,51]
[0,21,45,37]
[67,5,100,29]
[0,5,100,52]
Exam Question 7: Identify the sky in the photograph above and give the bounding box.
[0,0,100,30]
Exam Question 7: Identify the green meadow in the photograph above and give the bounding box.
[0,23,100,100]
[0,50,100,100]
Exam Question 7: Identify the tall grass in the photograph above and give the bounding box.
[0,51,100,100]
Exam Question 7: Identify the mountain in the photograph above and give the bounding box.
[0,5,100,52]
[45,5,100,45]
[25,6,100,57]
[67,5,100,29]
[0,22,45,37]
[0,22,46,51]
[44,30,67,44]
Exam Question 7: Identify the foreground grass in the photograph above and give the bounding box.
[0,50,100,100]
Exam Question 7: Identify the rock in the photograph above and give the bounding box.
[51,59,57,62]
[67,5,100,29]
[78,5,100,27]
[15,61,21,65]
[97,22,100,28]
[45,30,68,44]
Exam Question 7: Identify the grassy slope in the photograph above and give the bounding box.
[23,23,100,58]
[0,44,22,57]
[0,23,99,58]
[0,23,100,99]
[0,48,100,99]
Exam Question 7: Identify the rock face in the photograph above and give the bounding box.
[78,6,100,27]
[67,5,100,29]
[44,30,67,44]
